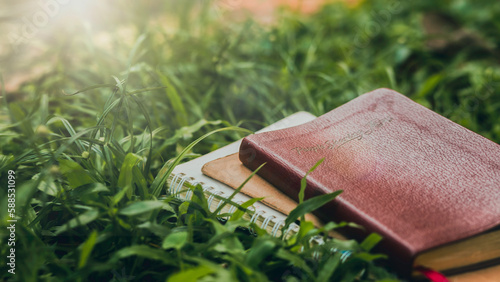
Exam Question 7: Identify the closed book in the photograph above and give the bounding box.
[238,88,500,276]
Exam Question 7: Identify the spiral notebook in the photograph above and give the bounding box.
[167,112,316,238]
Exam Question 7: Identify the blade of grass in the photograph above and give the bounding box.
[127,86,166,96]
[150,126,252,197]
[62,83,115,96]
[48,116,85,153]
[122,34,147,94]
[117,153,142,199]
[157,71,188,126]
[299,158,325,204]
[284,190,343,233]
[129,94,154,176]
[211,162,266,218]
[78,230,98,269]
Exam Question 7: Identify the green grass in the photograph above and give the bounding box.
[1,0,500,281]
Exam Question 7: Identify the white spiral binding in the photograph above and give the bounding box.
[215,198,226,220]
[261,215,276,230]
[310,236,322,260]
[170,173,181,195]
[247,205,256,215]
[184,181,200,200]
[207,190,223,209]
[324,247,352,262]
[271,220,285,237]
[249,210,264,235]
[184,189,193,200]
[172,174,182,195]
[169,173,298,239]
[250,210,264,225]
[298,236,324,257]
[281,224,294,240]
[340,250,352,262]
[246,206,256,235]
[201,183,210,192]
[174,175,189,197]
[168,174,336,262]
[227,201,241,219]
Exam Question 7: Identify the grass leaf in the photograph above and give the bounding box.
[151,126,252,197]
[158,72,188,126]
[110,245,175,265]
[78,230,98,269]
[245,239,276,268]
[284,190,343,232]
[54,209,99,235]
[63,83,115,96]
[167,265,214,282]
[162,231,188,250]
[119,201,167,216]
[117,153,142,199]
[360,233,383,252]
[299,158,325,204]
[59,159,95,188]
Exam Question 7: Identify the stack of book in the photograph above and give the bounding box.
[168,88,500,280]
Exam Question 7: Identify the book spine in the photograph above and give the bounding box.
[239,137,310,203]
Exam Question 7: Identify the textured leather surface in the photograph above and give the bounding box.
[239,88,500,274]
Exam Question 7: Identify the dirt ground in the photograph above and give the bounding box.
[222,0,358,22]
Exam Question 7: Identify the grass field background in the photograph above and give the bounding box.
[1,0,499,281]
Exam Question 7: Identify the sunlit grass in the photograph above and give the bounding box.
[1,0,499,280]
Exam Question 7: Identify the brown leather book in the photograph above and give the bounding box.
[239,88,500,276]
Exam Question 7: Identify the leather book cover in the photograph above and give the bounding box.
[238,88,500,274]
